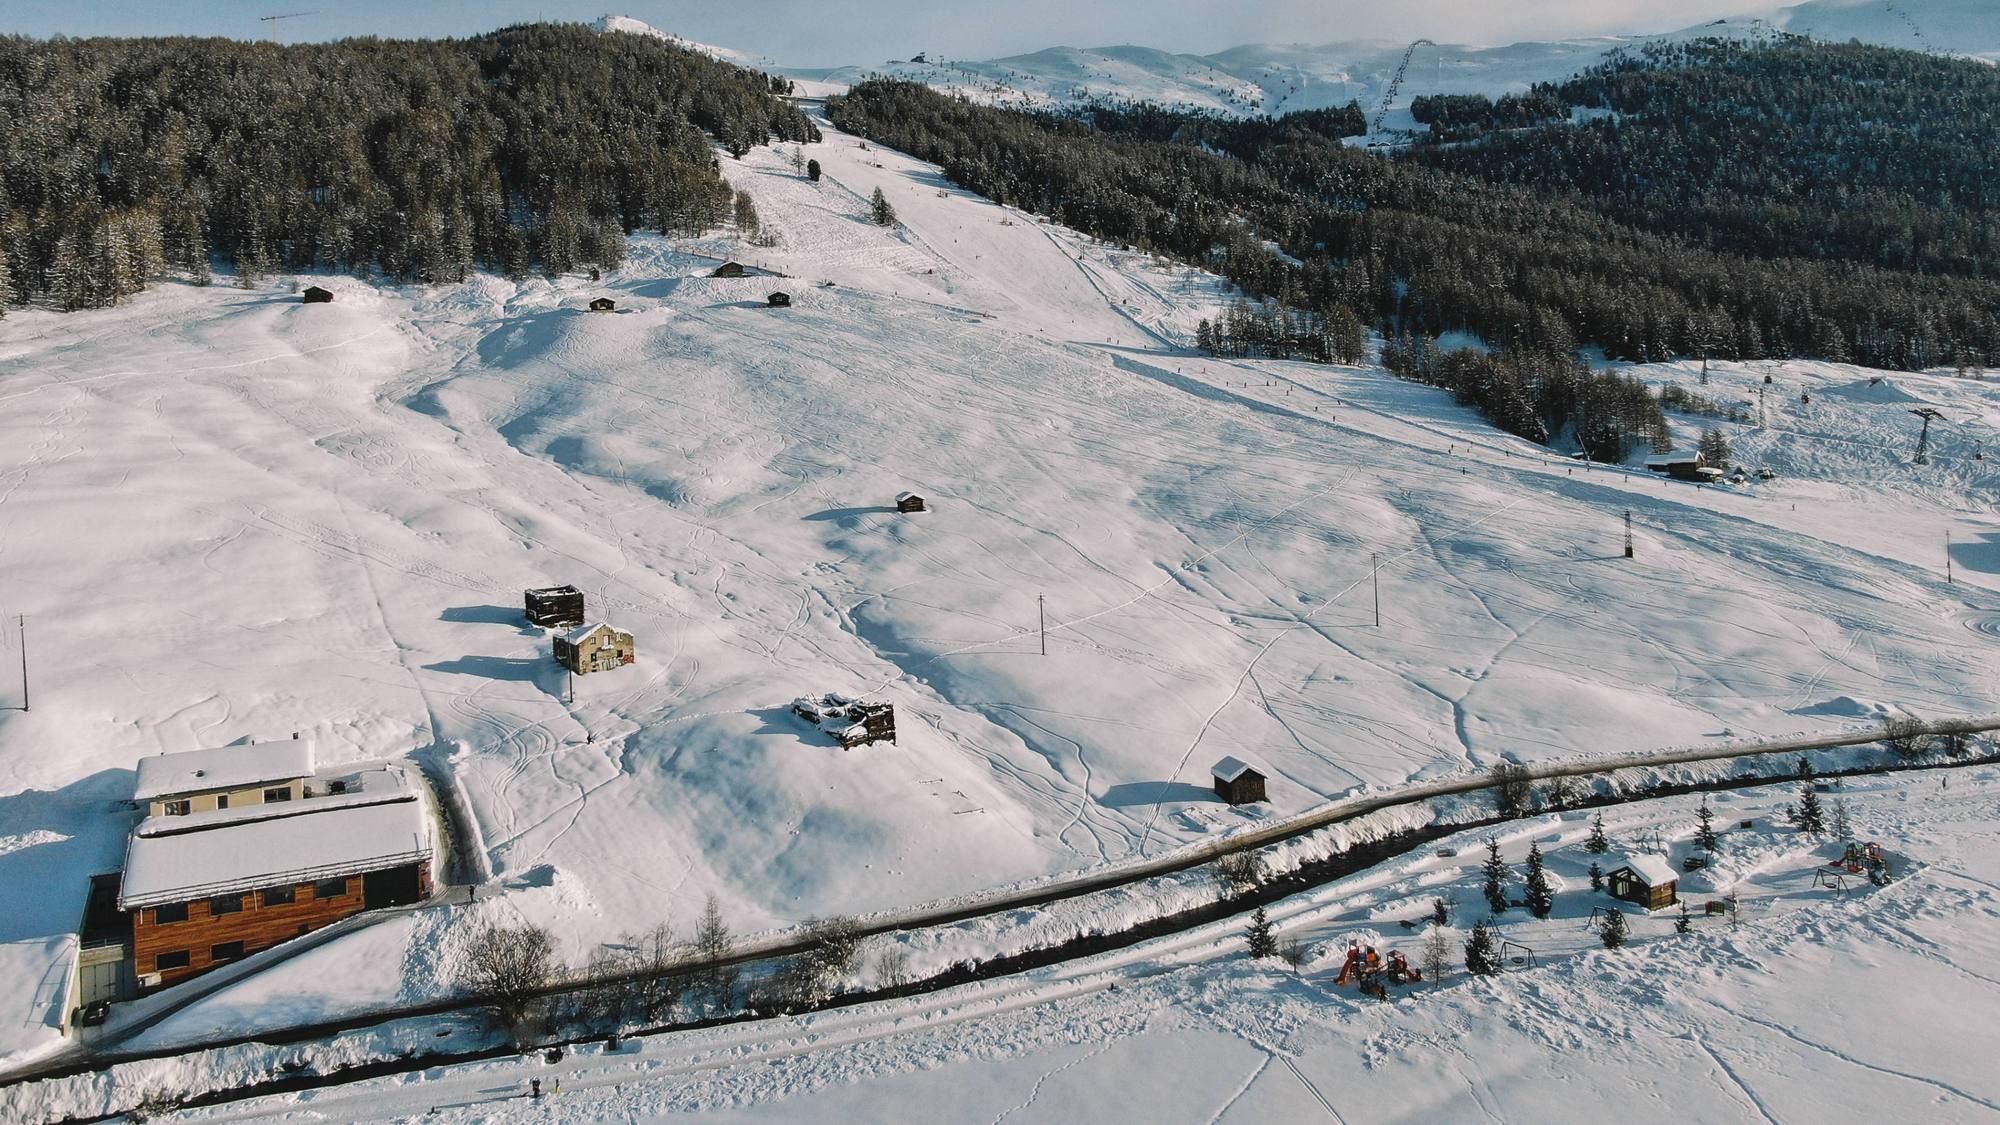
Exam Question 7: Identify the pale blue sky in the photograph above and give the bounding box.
[1,1,1790,66]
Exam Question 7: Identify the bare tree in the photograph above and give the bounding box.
[873,943,913,990]
[1209,850,1267,900]
[693,894,738,1011]
[1422,924,1451,988]
[630,922,687,1020]
[458,923,560,1030]
[1543,774,1583,810]
[1883,714,1930,756]
[1491,761,1534,816]
[1277,936,1311,971]
[767,916,865,1010]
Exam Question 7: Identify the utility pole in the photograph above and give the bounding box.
[1370,553,1381,627]
[1946,530,1953,584]
[1909,407,1943,465]
[1624,510,1634,559]
[15,616,25,712]
[1038,594,1046,656]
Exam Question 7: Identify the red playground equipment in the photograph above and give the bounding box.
[1333,941,1421,995]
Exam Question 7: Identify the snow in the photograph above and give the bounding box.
[561,622,624,646]
[130,739,314,802]
[1,96,1998,1073]
[1211,755,1258,783]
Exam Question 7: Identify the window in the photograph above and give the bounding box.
[154,950,190,972]
[264,787,293,803]
[153,902,189,925]
[211,941,246,963]
[262,885,296,907]
[314,877,350,900]
[209,894,244,915]
[163,799,191,817]
[328,780,348,795]
[215,794,230,810]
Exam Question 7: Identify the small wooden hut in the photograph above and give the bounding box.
[524,585,586,628]
[767,291,792,308]
[1212,756,1267,805]
[588,297,617,312]
[301,286,334,304]
[1605,854,1679,910]
[895,492,927,513]
[713,261,746,278]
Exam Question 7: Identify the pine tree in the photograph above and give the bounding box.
[1797,754,1815,781]
[870,186,897,227]
[1244,907,1277,959]
[1600,909,1628,949]
[1674,902,1692,934]
[1195,318,1215,353]
[1432,897,1451,927]
[1697,426,1731,471]
[807,159,822,182]
[1524,843,1555,919]
[1832,797,1852,841]
[1588,862,1604,891]
[1482,838,1509,914]
[1696,800,1719,853]
[1585,812,1610,854]
[1797,783,1826,836]
[1464,920,1502,975]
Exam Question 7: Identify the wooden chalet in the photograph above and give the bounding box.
[713,261,747,278]
[588,297,617,312]
[1212,756,1267,805]
[767,291,792,308]
[1605,854,1679,910]
[301,286,334,304]
[118,756,434,992]
[1643,451,1723,483]
[895,491,927,513]
[555,622,636,675]
[524,584,586,628]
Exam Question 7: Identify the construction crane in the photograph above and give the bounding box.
[1909,407,1944,465]
[1373,39,1436,135]
[260,11,317,43]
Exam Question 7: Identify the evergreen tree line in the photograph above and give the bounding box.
[1402,37,2000,282]
[1378,332,1668,459]
[827,60,2000,385]
[1196,297,1366,364]
[0,23,819,312]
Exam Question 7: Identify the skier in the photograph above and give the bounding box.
[530,1078,542,1099]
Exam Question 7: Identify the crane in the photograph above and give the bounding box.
[260,11,317,43]
[1373,39,1435,135]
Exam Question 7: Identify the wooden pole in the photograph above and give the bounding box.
[1624,510,1634,559]
[1039,594,1046,656]
[16,616,25,712]
[1371,554,1381,627]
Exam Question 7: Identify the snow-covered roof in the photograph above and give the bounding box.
[1609,853,1678,887]
[132,740,315,802]
[1212,755,1262,782]
[132,764,414,839]
[565,621,628,645]
[896,491,922,501]
[119,785,431,909]
[1644,452,1701,467]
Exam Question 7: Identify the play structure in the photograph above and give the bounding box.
[1333,942,1422,999]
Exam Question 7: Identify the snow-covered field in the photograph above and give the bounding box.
[100,766,2000,1123]
[0,104,1995,1070]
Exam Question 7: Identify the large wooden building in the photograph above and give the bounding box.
[1605,854,1679,910]
[116,752,435,991]
[555,622,636,674]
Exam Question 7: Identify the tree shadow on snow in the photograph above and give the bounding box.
[1099,781,1216,808]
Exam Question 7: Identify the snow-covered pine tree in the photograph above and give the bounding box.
[1195,318,1215,354]
[1696,800,1719,853]
[1675,902,1692,934]
[1797,782,1826,836]
[1245,907,1277,959]
[1585,812,1610,854]
[1600,908,1628,949]
[870,186,896,226]
[1832,797,1852,841]
[1464,920,1502,975]
[1524,843,1555,919]
[1482,838,1509,914]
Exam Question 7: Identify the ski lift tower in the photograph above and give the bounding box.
[1908,407,1944,465]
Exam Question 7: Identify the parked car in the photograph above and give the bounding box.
[75,1000,110,1027]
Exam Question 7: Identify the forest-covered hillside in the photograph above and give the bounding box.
[0,24,817,310]
[1405,38,2000,280]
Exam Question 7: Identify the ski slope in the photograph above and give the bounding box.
[0,112,1996,1066]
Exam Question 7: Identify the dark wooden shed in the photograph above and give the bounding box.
[1606,854,1679,910]
[525,585,586,628]
[713,261,746,278]
[301,286,334,304]
[588,297,617,312]
[1212,756,1267,805]
[767,291,792,308]
[896,492,927,513]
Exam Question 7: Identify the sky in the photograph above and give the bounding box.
[3,1,1796,66]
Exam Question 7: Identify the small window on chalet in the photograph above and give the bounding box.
[328,780,349,795]
[315,877,350,900]
[154,950,190,972]
[264,786,292,802]
[211,941,246,963]
[210,894,244,915]
[216,794,230,810]
[263,885,296,907]
[154,902,189,925]
[163,799,191,816]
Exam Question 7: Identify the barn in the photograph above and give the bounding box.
[713,261,746,278]
[767,291,792,308]
[896,492,927,513]
[301,286,334,304]
[588,297,617,312]
[555,622,636,674]
[524,584,586,628]
[1605,854,1679,910]
[1643,451,1723,483]
[1212,756,1267,805]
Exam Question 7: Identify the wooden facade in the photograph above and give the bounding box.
[896,493,927,513]
[589,297,617,312]
[131,863,429,989]
[1212,757,1267,805]
[767,291,792,307]
[1606,859,1678,910]
[713,261,746,278]
[525,585,586,628]
[301,286,334,303]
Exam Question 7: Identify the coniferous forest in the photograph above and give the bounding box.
[0,24,817,310]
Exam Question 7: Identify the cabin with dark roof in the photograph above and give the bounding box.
[301,286,334,304]
[588,297,617,313]
[524,585,586,628]
[767,291,792,308]
[713,261,746,278]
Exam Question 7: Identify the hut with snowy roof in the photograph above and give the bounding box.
[1605,854,1678,910]
[301,285,334,304]
[713,261,746,278]
[589,296,617,312]
[554,622,635,675]
[895,491,926,513]
[767,291,792,308]
[1211,756,1267,805]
